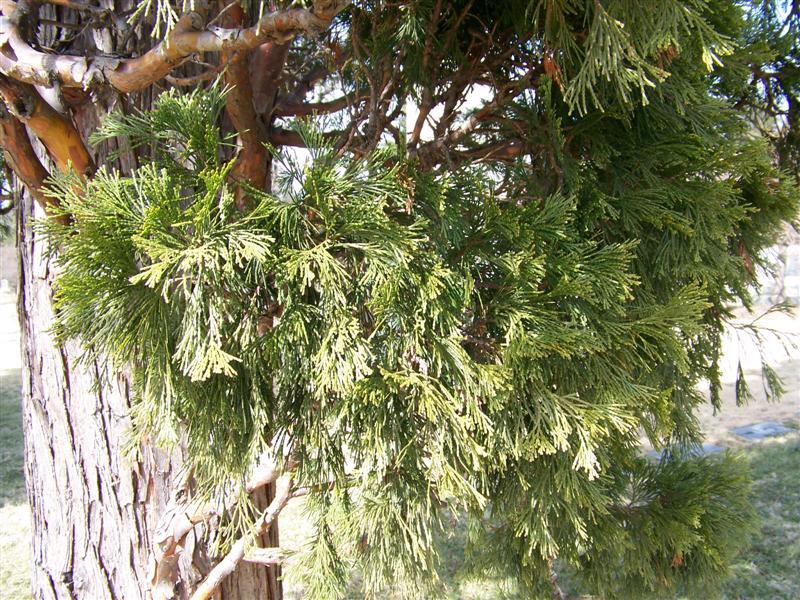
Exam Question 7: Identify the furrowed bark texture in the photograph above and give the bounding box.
[18,190,173,598]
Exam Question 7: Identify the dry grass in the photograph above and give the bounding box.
[0,368,32,600]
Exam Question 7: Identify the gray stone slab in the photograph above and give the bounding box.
[696,443,725,455]
[647,443,725,460]
[731,421,796,441]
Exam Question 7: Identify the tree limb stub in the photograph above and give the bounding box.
[0,0,351,92]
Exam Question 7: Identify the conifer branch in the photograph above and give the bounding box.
[412,67,541,169]
[269,126,344,147]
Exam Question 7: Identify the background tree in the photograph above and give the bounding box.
[0,1,798,599]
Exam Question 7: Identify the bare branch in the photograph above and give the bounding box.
[165,64,226,87]
[150,454,283,599]
[274,92,363,117]
[0,0,351,92]
[268,126,345,148]
[242,547,286,566]
[282,44,349,106]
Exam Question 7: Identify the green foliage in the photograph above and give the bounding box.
[41,1,800,598]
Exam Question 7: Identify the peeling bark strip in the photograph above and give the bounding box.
[0,0,351,92]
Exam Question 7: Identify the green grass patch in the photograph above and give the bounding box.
[0,370,25,506]
[722,438,800,600]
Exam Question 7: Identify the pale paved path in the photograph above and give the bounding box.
[696,307,800,446]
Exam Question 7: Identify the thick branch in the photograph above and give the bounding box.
[0,75,93,177]
[417,138,525,170]
[250,41,290,117]
[274,93,363,117]
[0,0,350,92]
[220,4,269,200]
[150,455,281,599]
[242,547,286,566]
[0,101,50,209]
[282,44,350,106]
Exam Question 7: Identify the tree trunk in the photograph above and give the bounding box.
[16,147,280,599]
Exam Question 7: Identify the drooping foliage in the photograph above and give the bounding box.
[40,0,798,598]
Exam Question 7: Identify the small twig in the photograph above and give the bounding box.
[166,64,226,87]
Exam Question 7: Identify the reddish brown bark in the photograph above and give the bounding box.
[0,103,49,208]
[0,77,94,177]
[220,4,271,202]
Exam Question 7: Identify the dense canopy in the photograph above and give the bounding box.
[1,0,798,598]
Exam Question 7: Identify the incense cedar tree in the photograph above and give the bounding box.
[0,0,798,598]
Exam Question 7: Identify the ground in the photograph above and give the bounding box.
[1,291,798,599]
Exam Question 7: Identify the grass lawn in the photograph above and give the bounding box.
[721,437,800,600]
[1,364,798,598]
